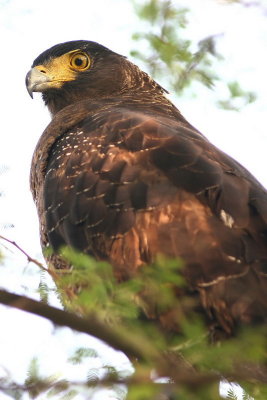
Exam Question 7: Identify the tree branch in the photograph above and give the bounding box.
[0,288,159,363]
[1,288,266,386]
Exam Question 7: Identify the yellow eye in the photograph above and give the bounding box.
[70,52,90,71]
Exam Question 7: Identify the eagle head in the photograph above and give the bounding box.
[26,40,163,116]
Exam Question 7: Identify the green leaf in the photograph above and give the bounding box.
[68,347,99,364]
[226,387,239,400]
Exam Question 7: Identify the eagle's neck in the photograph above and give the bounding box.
[42,89,79,117]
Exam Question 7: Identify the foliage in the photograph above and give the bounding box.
[1,247,267,399]
[0,346,128,400]
[57,248,185,326]
[67,347,98,364]
[217,81,256,111]
[131,0,257,110]
[55,251,267,399]
[226,386,253,400]
[131,0,219,93]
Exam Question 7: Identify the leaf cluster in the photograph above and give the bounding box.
[46,249,267,400]
[131,0,257,110]
[0,352,128,400]
[131,0,221,93]
[217,81,257,111]
[57,248,185,327]
[1,246,267,399]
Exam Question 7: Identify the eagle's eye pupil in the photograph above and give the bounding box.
[75,58,83,66]
[70,52,90,70]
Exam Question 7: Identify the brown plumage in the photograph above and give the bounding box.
[27,40,267,336]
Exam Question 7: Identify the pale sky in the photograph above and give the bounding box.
[0,0,267,399]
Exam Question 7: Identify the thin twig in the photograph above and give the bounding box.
[0,234,57,279]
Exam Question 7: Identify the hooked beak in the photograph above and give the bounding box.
[26,67,52,98]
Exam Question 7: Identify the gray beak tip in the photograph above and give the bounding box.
[26,67,51,98]
[25,70,34,99]
[28,90,34,99]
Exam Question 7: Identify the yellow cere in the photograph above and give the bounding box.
[35,50,91,88]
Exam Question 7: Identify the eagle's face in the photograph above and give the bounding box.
[26,40,142,115]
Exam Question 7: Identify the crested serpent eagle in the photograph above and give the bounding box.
[26,40,267,336]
